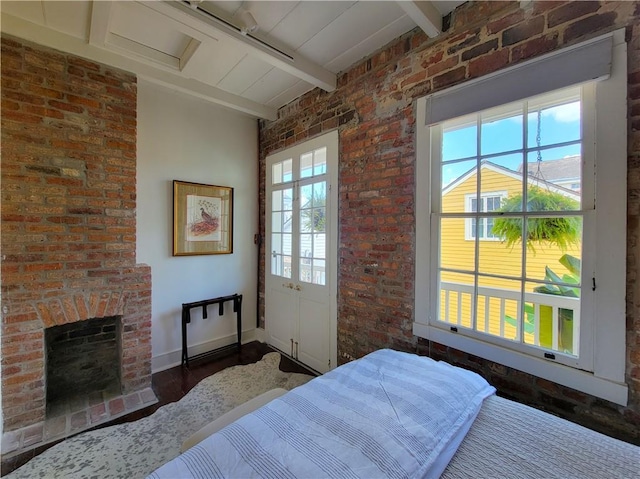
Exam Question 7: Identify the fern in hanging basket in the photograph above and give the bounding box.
[492,187,581,251]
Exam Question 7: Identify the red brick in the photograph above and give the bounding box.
[502,16,545,46]
[563,12,618,43]
[547,1,601,28]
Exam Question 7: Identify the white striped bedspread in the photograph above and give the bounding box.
[148,349,496,479]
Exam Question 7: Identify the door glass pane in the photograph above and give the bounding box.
[272,212,282,233]
[313,259,326,285]
[272,190,282,210]
[281,233,291,256]
[300,152,313,179]
[300,233,312,262]
[283,188,293,210]
[314,233,326,259]
[272,163,282,185]
[282,159,293,182]
[314,147,327,176]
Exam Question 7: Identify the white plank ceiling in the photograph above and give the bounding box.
[0,1,466,119]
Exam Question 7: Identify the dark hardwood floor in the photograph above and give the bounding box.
[1,341,314,476]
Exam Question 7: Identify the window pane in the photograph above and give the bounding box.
[300,152,313,179]
[525,281,579,356]
[441,218,475,271]
[527,100,581,149]
[438,271,475,329]
[525,231,582,285]
[443,117,477,161]
[526,149,582,209]
[478,226,522,277]
[442,159,477,213]
[480,152,522,201]
[481,106,523,156]
[477,276,522,341]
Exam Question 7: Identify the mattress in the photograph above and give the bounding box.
[442,394,639,479]
[148,349,496,479]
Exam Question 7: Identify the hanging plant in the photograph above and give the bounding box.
[492,187,581,251]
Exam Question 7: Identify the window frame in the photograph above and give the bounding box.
[414,29,628,406]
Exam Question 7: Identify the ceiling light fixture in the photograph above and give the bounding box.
[188,0,203,10]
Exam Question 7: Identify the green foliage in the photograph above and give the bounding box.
[301,190,326,232]
[492,187,581,251]
[533,254,580,297]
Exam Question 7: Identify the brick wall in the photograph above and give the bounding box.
[1,36,152,432]
[259,1,640,442]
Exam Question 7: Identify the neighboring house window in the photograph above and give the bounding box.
[414,31,627,406]
[466,193,505,240]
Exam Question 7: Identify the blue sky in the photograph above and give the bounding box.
[441,100,582,187]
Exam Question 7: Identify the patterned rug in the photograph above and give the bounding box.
[6,353,313,479]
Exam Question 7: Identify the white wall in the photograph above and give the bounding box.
[137,80,259,372]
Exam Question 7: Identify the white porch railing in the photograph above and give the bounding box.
[440,281,580,355]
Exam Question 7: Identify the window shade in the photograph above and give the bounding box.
[424,32,613,125]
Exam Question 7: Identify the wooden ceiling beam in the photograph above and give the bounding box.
[146,0,337,92]
[397,0,442,38]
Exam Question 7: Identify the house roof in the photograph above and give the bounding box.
[442,160,580,200]
[517,155,581,183]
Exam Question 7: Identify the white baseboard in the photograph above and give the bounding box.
[152,328,259,373]
[254,327,266,343]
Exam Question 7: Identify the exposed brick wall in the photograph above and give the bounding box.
[259,1,640,442]
[1,36,152,432]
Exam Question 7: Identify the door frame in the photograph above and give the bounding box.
[264,130,338,371]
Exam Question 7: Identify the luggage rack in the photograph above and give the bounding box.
[181,293,242,367]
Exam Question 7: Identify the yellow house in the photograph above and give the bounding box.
[439,159,582,352]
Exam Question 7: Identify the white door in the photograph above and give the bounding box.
[265,130,338,373]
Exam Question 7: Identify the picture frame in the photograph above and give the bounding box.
[173,180,233,256]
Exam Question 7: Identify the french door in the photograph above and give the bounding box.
[265,130,338,373]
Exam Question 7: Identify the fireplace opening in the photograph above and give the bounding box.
[45,316,122,417]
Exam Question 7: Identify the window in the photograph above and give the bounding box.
[414,30,628,405]
[465,193,505,240]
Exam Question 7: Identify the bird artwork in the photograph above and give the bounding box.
[188,198,220,237]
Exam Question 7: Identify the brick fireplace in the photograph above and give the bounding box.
[1,35,154,453]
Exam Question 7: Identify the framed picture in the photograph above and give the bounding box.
[173,180,233,255]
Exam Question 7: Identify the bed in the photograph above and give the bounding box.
[148,349,639,479]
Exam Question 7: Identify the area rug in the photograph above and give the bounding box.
[6,353,313,479]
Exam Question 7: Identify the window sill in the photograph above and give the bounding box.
[413,321,628,406]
